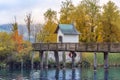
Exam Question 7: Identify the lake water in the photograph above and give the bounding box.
[0,67,120,80]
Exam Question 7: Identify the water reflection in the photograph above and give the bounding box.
[13,67,118,80]
[55,68,59,80]
[30,68,105,80]
[40,68,44,80]
[104,69,108,80]
[62,69,66,80]
[94,71,97,80]
[44,68,48,79]
[72,69,75,80]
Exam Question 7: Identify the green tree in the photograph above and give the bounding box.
[101,1,120,42]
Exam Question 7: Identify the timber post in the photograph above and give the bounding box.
[71,51,75,68]
[94,52,97,70]
[104,52,109,69]
[54,51,60,68]
[45,51,48,68]
[79,52,82,67]
[31,51,34,70]
[39,51,44,69]
[62,51,66,68]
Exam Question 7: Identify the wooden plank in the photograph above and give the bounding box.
[48,43,57,51]
[110,43,120,52]
[98,43,109,52]
[66,43,76,51]
[32,43,120,52]
[33,43,41,51]
[57,43,66,51]
[41,43,49,51]
[87,43,97,52]
[76,43,86,51]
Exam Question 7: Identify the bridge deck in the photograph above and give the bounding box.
[32,43,120,53]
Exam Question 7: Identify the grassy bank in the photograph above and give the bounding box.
[82,53,120,66]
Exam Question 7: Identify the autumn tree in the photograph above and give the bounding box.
[101,1,120,42]
[60,0,75,24]
[81,0,100,42]
[0,32,14,62]
[37,9,57,43]
[74,2,90,42]
[12,20,23,53]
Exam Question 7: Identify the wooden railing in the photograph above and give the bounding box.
[32,43,120,53]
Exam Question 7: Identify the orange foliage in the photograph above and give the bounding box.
[12,30,23,53]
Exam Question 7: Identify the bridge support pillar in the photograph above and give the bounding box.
[62,51,66,68]
[79,52,82,67]
[54,51,59,68]
[104,52,109,69]
[31,51,34,70]
[45,51,48,68]
[94,52,97,70]
[71,51,75,68]
[39,51,44,69]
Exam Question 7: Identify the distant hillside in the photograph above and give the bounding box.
[0,24,35,42]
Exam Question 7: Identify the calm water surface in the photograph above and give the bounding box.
[0,67,120,80]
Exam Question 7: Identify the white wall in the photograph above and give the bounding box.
[57,29,79,43]
[63,35,79,43]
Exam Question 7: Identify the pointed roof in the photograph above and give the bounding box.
[55,24,80,35]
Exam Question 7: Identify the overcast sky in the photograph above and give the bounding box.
[0,0,120,24]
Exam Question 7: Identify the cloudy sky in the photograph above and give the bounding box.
[0,0,120,24]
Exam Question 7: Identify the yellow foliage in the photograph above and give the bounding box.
[97,34,103,43]
[38,21,57,43]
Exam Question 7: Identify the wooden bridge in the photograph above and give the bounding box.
[32,43,120,69]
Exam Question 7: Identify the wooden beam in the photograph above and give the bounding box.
[54,51,59,68]
[45,51,48,68]
[94,52,97,70]
[79,52,82,67]
[62,51,66,68]
[31,51,34,70]
[104,52,109,69]
[39,51,44,69]
[71,51,76,68]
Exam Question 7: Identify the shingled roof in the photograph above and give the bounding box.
[55,24,80,35]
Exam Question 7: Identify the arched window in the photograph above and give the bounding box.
[59,36,63,43]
